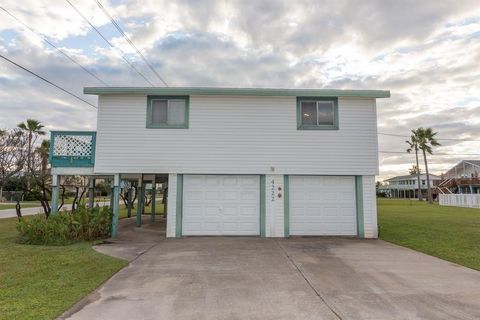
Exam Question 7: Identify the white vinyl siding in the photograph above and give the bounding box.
[362,175,378,238]
[166,173,178,238]
[182,175,260,236]
[265,174,285,237]
[95,95,378,175]
[289,176,357,236]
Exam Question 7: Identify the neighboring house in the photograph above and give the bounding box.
[439,160,480,193]
[379,174,441,198]
[437,160,480,208]
[49,87,390,238]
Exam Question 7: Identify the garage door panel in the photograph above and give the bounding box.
[223,191,238,200]
[184,190,202,201]
[183,175,260,236]
[205,191,220,200]
[290,176,357,236]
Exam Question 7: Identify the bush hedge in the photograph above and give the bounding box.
[17,206,113,245]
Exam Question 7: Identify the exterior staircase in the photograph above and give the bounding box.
[435,178,454,194]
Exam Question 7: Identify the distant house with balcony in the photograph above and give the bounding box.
[437,160,480,194]
[436,160,480,208]
[379,174,441,199]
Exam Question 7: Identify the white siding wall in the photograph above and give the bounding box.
[362,175,378,238]
[265,174,285,237]
[94,95,379,175]
[166,173,177,238]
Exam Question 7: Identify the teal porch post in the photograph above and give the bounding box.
[136,178,144,227]
[51,174,59,215]
[88,178,95,208]
[111,174,120,237]
[151,180,156,222]
[127,186,132,218]
[110,181,114,209]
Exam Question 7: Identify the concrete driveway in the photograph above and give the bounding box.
[63,234,480,320]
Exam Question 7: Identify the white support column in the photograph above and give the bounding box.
[265,174,285,237]
[51,174,59,215]
[362,175,378,238]
[166,174,178,238]
[112,174,120,237]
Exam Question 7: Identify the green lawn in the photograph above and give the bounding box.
[0,217,128,319]
[377,198,480,270]
[119,201,165,219]
[0,202,42,210]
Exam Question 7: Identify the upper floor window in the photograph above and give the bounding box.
[147,96,189,128]
[297,97,338,130]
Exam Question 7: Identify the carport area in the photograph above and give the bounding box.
[62,227,480,319]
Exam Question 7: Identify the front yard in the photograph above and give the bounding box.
[378,198,480,270]
[0,217,127,319]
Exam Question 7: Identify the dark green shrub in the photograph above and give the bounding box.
[17,206,113,245]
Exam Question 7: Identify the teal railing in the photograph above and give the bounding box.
[49,131,96,167]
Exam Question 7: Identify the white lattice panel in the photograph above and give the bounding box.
[53,135,93,157]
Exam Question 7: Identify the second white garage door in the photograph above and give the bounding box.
[182,175,260,236]
[290,176,357,236]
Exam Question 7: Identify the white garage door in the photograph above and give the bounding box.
[182,175,260,235]
[290,176,357,236]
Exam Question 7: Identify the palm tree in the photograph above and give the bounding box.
[415,127,441,204]
[17,119,46,172]
[406,133,423,201]
[36,139,50,174]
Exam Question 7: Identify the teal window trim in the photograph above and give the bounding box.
[283,175,290,237]
[175,174,184,237]
[296,97,339,130]
[260,175,266,237]
[146,95,189,129]
[355,176,365,238]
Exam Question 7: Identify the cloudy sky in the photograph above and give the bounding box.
[1,0,479,179]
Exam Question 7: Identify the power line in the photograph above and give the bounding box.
[0,6,109,86]
[378,132,480,142]
[65,0,155,86]
[0,54,97,109]
[95,0,168,87]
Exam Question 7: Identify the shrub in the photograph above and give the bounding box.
[17,206,113,245]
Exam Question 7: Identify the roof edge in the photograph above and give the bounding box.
[83,87,391,98]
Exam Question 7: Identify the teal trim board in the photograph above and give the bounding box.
[355,176,365,238]
[85,87,391,98]
[176,175,184,237]
[260,175,266,237]
[283,175,290,237]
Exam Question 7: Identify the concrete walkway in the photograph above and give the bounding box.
[0,202,111,219]
[62,225,480,320]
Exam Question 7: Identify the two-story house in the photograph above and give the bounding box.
[379,174,441,198]
[49,87,390,238]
